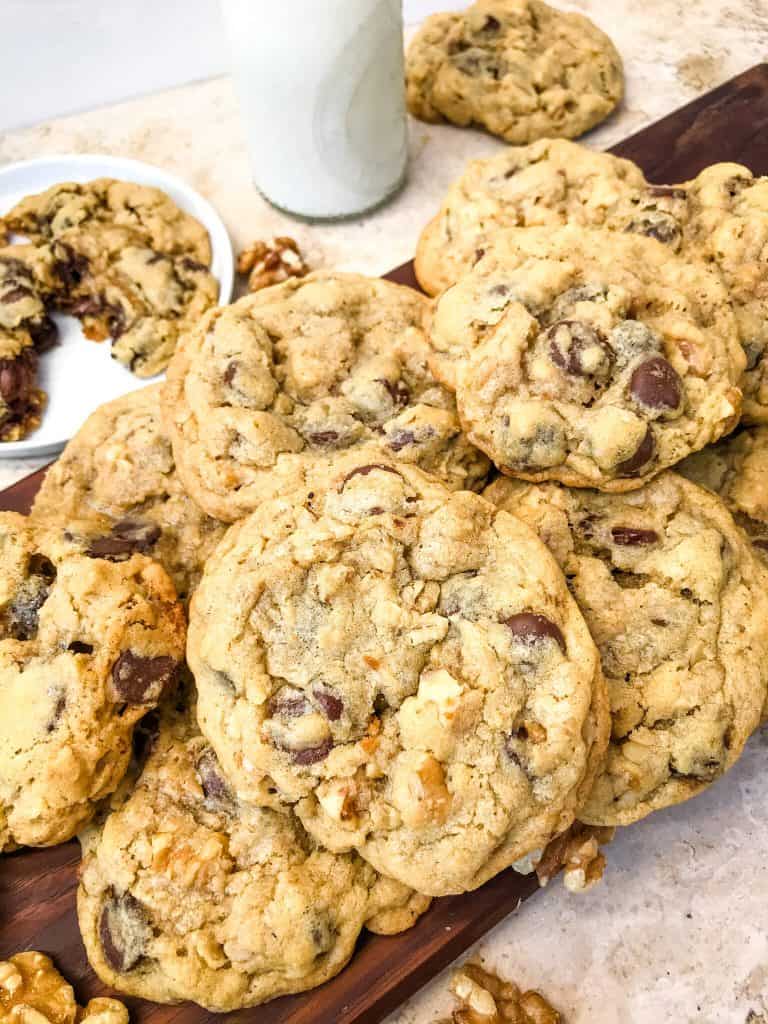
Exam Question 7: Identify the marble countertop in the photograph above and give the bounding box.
[1,2,767,1020]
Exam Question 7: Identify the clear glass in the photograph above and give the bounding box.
[220,0,408,221]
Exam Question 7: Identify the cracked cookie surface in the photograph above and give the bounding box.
[162,272,489,522]
[77,698,429,1011]
[406,0,623,146]
[0,951,128,1024]
[0,512,185,851]
[485,471,768,825]
[3,179,217,377]
[428,226,743,490]
[32,385,227,603]
[188,451,607,895]
[415,138,646,296]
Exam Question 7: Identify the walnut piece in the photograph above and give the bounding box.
[237,237,309,292]
[442,963,562,1024]
[0,952,129,1024]
[535,822,615,892]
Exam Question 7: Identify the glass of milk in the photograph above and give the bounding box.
[220,0,408,220]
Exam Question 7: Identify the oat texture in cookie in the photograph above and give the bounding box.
[3,179,218,377]
[0,951,128,1024]
[428,226,744,490]
[438,962,561,1024]
[406,0,623,145]
[0,512,185,851]
[32,384,227,603]
[414,138,646,296]
[188,451,608,895]
[485,471,768,825]
[77,697,430,1011]
[162,272,489,522]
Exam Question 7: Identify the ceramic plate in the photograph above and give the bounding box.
[0,153,234,458]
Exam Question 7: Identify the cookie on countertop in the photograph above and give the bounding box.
[406,0,623,145]
[678,426,768,561]
[485,471,768,825]
[3,179,218,378]
[414,138,646,296]
[428,226,743,490]
[0,512,185,851]
[162,272,490,522]
[188,450,608,896]
[77,697,430,1011]
[0,951,128,1024]
[32,384,227,603]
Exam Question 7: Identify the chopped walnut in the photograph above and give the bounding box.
[0,951,129,1024]
[237,236,309,292]
[536,822,615,893]
[440,963,562,1024]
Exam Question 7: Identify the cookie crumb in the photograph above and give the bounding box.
[237,237,309,292]
[440,963,562,1023]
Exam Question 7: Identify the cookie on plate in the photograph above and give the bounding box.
[77,697,430,1011]
[678,426,768,562]
[0,951,128,1024]
[406,0,623,145]
[414,138,646,296]
[3,179,218,377]
[188,451,608,896]
[32,384,227,603]
[162,272,489,522]
[0,512,185,851]
[428,226,743,490]
[485,471,768,825]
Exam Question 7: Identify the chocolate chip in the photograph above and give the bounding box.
[195,747,235,808]
[28,315,58,353]
[481,14,501,30]
[313,686,344,721]
[267,687,311,718]
[646,185,687,199]
[86,519,161,561]
[53,245,88,288]
[0,349,37,405]
[387,429,415,452]
[611,526,659,546]
[111,652,178,705]
[376,378,411,409]
[131,711,160,770]
[68,640,94,654]
[99,892,151,973]
[617,426,656,476]
[290,738,334,765]
[627,216,681,247]
[502,612,566,654]
[1,285,33,304]
[308,430,340,446]
[224,361,238,385]
[474,247,486,262]
[339,463,401,491]
[630,356,682,412]
[1,554,56,641]
[29,554,56,582]
[547,320,613,378]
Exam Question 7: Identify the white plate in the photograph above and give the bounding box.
[0,154,234,458]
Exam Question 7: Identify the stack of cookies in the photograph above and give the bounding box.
[3,147,768,1016]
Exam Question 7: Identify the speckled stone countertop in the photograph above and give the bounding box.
[1,3,767,1021]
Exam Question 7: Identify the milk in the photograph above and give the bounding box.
[221,0,408,220]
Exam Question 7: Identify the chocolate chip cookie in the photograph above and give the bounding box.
[77,697,430,1011]
[163,272,489,522]
[4,179,218,377]
[679,426,768,563]
[32,384,226,603]
[0,512,185,851]
[188,451,608,895]
[414,138,646,296]
[428,226,744,490]
[485,471,768,825]
[0,951,128,1024]
[406,0,623,145]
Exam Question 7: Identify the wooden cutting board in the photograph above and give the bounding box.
[2,62,768,1024]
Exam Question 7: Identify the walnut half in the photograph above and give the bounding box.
[237,237,309,292]
[442,963,562,1024]
[0,952,128,1024]
[535,822,615,893]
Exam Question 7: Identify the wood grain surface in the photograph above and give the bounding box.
[2,62,768,1024]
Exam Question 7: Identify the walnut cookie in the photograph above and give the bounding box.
[0,951,128,1024]
[428,225,744,491]
[162,272,489,522]
[77,697,430,1011]
[405,0,623,146]
[187,450,608,896]
[0,512,185,851]
[414,138,646,297]
[32,384,227,604]
[3,178,218,378]
[485,471,768,825]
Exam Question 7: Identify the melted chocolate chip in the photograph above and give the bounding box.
[195,747,235,807]
[99,893,150,972]
[0,349,37,406]
[376,377,411,409]
[223,361,238,385]
[481,13,501,30]
[547,320,613,378]
[28,315,58,353]
[473,247,486,262]
[308,430,340,446]
[267,687,311,718]
[53,245,88,288]
[617,426,656,476]
[502,612,566,654]
[387,429,416,452]
[339,463,402,491]
[611,526,659,546]
[630,356,682,412]
[111,652,178,705]
[1,554,56,641]
[290,738,334,765]
[68,640,94,654]
[131,711,160,770]
[86,519,161,561]
[313,686,344,721]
